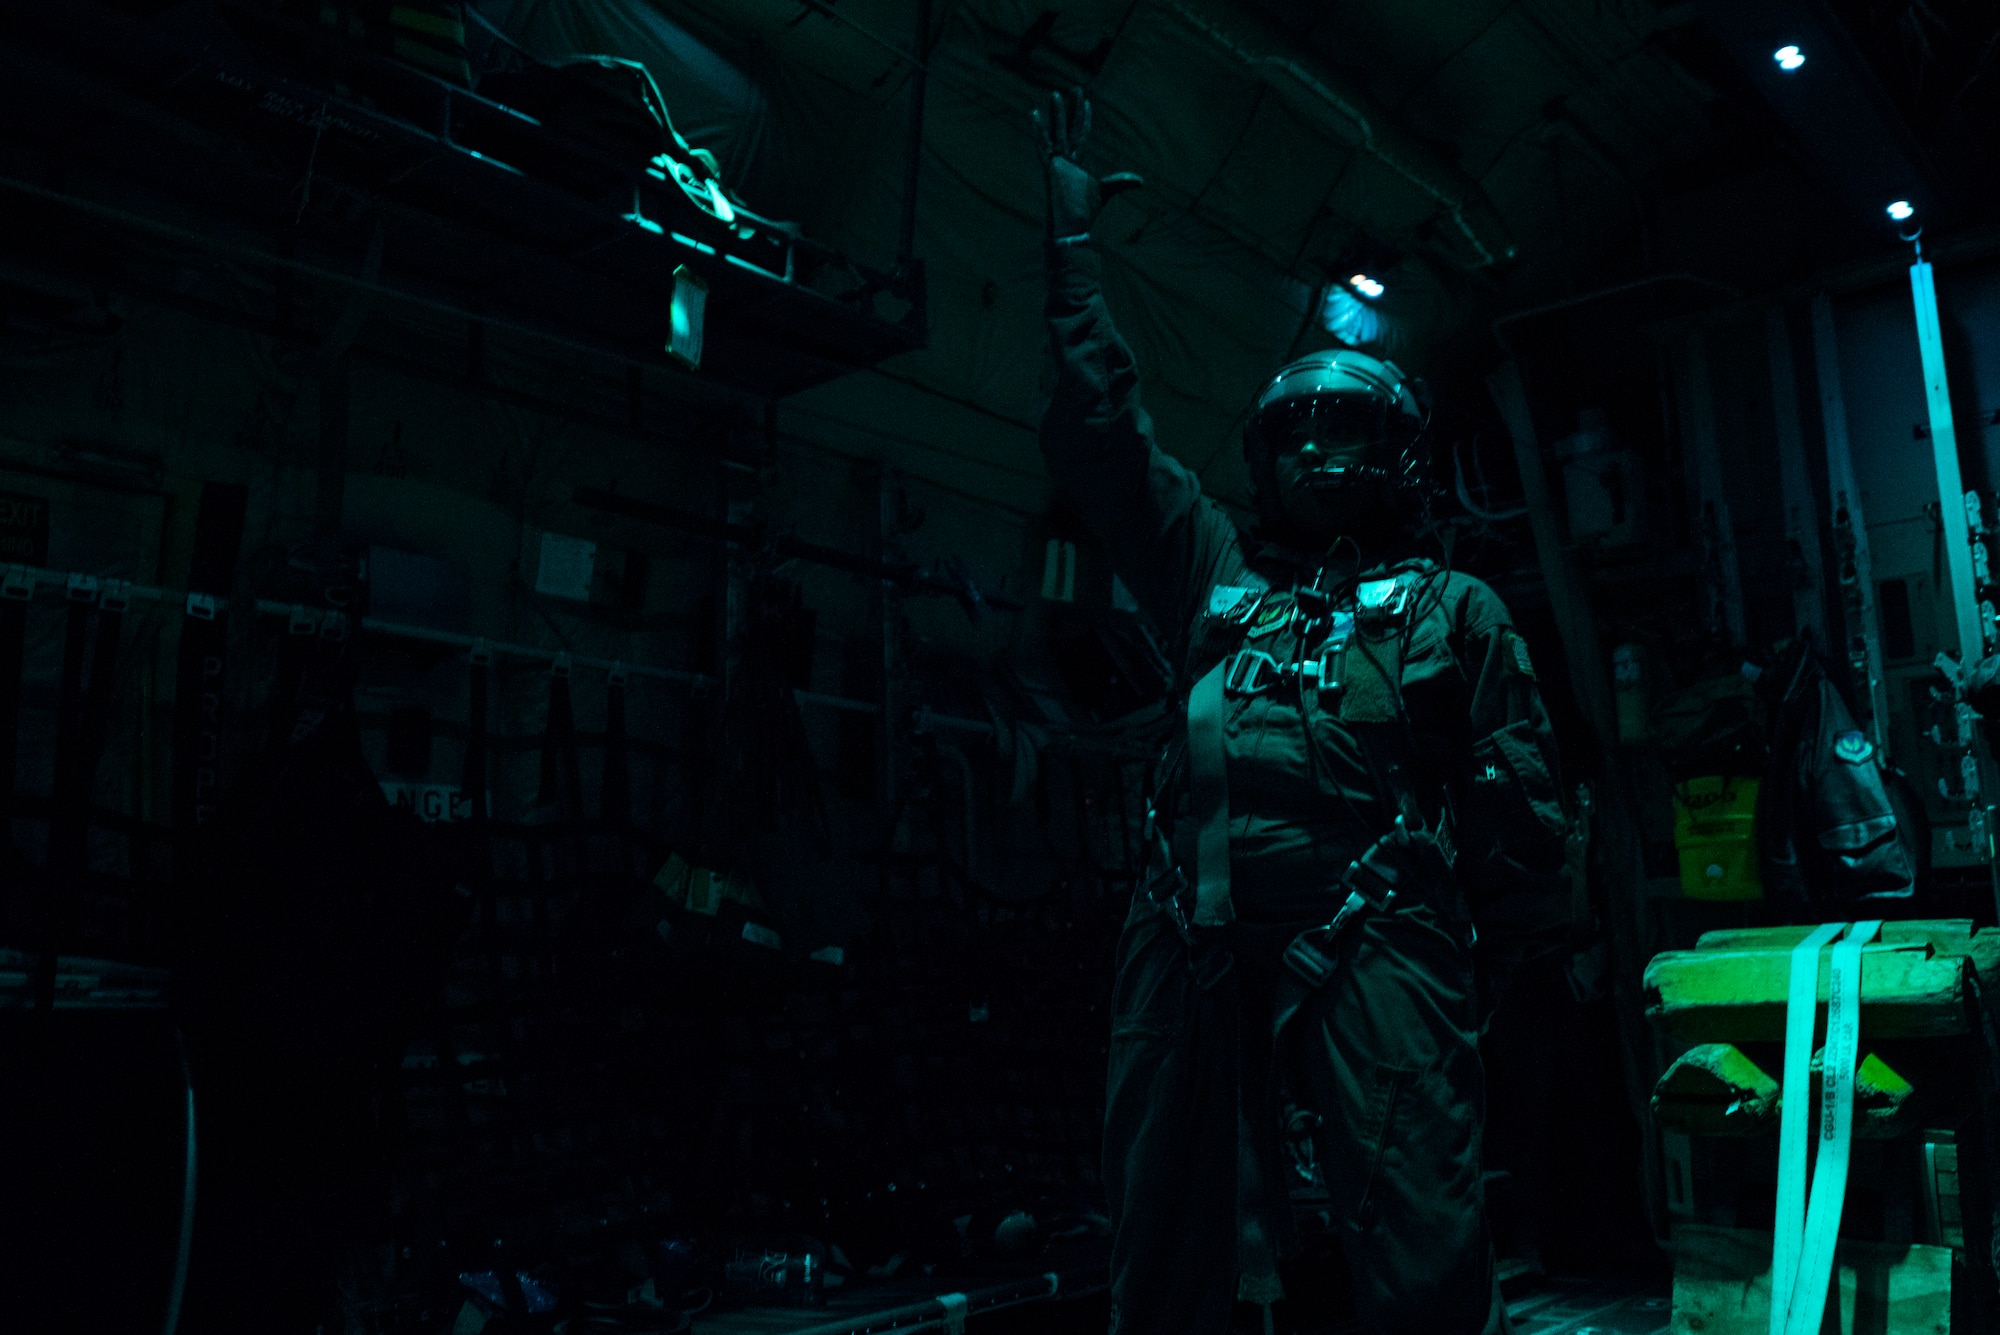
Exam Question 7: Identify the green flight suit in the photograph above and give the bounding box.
[1041,238,1569,1334]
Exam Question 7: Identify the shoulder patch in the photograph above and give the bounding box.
[1356,577,1404,611]
[1245,593,1295,640]
[1355,574,1414,631]
[1833,730,1874,765]
[1207,584,1258,619]
[1508,631,1536,680]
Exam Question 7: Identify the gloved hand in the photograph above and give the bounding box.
[1965,652,2000,718]
[1031,87,1142,246]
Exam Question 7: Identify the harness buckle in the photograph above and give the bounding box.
[1282,932,1337,989]
[1223,649,1281,697]
[1142,860,1195,944]
[1280,885,1381,990]
[1189,940,1235,991]
[1343,839,1405,904]
[1314,646,1346,703]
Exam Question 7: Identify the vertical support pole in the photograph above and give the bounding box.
[1488,362,1615,752]
[1811,292,1892,759]
[1673,332,1747,646]
[1766,308,1828,645]
[897,0,932,269]
[1910,257,1983,666]
[1491,358,1665,1241]
[875,467,906,820]
[1909,256,2000,905]
[315,355,350,536]
[722,460,754,693]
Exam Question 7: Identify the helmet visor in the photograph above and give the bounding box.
[1255,394,1394,472]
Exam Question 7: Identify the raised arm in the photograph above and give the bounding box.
[1035,90,1242,644]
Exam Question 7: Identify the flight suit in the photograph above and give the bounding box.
[1042,238,1569,1334]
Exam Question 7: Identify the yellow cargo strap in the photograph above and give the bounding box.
[1187,656,1235,927]
[1769,919,1881,1335]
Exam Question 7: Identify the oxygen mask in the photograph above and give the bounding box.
[1261,394,1395,541]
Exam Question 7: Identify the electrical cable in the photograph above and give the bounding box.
[1453,437,1528,522]
[160,1027,197,1335]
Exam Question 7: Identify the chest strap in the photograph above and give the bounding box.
[1188,656,1234,927]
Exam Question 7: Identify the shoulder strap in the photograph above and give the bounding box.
[462,653,490,827]
[1171,581,1268,928]
[36,597,124,1010]
[602,669,631,828]
[0,598,26,913]
[171,482,247,842]
[1186,657,1233,926]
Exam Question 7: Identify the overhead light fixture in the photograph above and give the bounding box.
[1773,45,1805,72]
[1349,273,1385,300]
[1887,199,1916,222]
[1320,285,1384,347]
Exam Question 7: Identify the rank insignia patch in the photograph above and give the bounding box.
[1832,730,1874,765]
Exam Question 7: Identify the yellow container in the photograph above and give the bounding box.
[1673,776,1763,901]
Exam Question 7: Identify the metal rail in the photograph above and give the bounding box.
[0,560,996,735]
[692,1265,1106,1335]
[575,487,1022,612]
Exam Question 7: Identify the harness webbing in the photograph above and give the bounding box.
[1188,657,1234,927]
[0,600,27,922]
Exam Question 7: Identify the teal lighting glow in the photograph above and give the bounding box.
[1320,285,1384,346]
[1887,200,1915,222]
[1348,273,1386,300]
[1773,45,1805,72]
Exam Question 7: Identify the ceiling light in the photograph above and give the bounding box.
[1348,273,1385,300]
[1887,199,1915,222]
[1773,45,1805,72]
[1320,285,1384,347]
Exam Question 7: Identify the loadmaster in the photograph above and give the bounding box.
[1031,91,1573,1335]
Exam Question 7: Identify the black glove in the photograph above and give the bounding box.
[1030,87,1142,247]
[1966,652,2000,719]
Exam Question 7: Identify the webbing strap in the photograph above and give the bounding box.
[36,603,122,1011]
[170,482,247,847]
[602,675,631,832]
[462,659,489,829]
[1187,657,1233,926]
[1780,919,1881,1335]
[1769,920,1845,1334]
[537,667,586,880]
[0,602,26,914]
